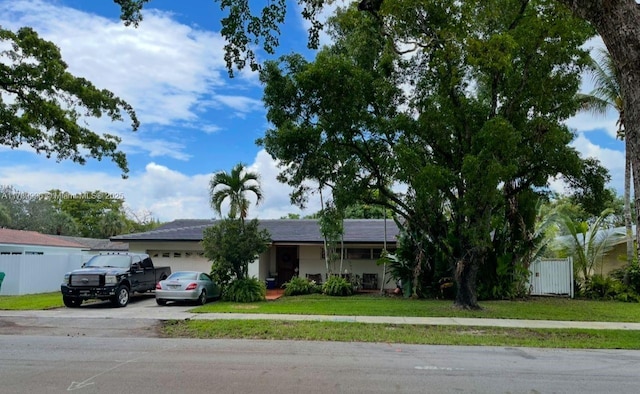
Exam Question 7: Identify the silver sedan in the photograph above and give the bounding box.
[155,271,221,305]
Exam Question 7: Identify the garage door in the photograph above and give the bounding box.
[148,251,211,273]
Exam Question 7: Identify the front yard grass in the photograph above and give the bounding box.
[0,292,63,310]
[3,291,640,348]
[3,292,639,324]
[193,293,640,322]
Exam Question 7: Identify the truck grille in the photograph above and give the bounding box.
[70,274,102,287]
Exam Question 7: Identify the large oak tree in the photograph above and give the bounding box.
[258,2,597,308]
[115,0,640,253]
[113,0,633,307]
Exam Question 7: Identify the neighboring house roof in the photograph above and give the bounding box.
[51,235,129,251]
[553,225,635,247]
[609,225,636,245]
[0,228,86,249]
[111,219,400,244]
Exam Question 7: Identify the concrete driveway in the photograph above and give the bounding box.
[0,292,199,337]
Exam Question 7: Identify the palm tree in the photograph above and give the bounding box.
[99,210,127,238]
[556,208,624,282]
[579,48,633,263]
[209,163,263,221]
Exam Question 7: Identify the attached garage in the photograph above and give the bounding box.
[148,250,210,273]
[115,225,213,274]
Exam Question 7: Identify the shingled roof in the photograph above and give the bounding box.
[0,228,87,249]
[51,235,129,251]
[111,219,400,244]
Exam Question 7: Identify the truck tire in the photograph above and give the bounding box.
[111,285,130,307]
[63,296,82,308]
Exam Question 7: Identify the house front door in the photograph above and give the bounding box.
[276,246,298,286]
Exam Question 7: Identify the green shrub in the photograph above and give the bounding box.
[223,278,266,302]
[610,260,640,295]
[323,275,353,296]
[614,291,640,303]
[581,275,624,300]
[282,276,320,296]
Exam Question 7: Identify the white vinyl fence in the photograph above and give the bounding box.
[0,254,88,295]
[529,257,574,298]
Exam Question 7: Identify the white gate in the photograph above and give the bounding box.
[529,258,574,298]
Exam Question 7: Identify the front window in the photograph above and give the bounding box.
[347,248,372,259]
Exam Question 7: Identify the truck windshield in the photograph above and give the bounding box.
[84,255,131,269]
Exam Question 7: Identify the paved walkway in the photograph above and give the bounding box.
[188,313,640,330]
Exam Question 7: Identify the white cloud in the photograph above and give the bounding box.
[0,0,234,160]
[571,134,625,193]
[0,150,321,222]
[566,111,619,138]
[546,133,625,197]
[565,36,620,139]
[214,95,264,115]
[130,163,212,219]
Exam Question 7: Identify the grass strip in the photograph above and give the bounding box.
[161,319,640,349]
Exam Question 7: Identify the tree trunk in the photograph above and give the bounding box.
[558,0,640,260]
[454,254,481,310]
[625,139,633,264]
[319,186,330,275]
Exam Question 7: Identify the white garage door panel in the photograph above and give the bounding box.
[149,251,210,274]
[153,258,210,273]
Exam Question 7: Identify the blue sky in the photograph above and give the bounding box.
[0,0,625,222]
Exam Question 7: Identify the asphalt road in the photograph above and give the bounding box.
[1,335,640,394]
[2,295,640,393]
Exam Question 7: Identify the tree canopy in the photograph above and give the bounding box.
[0,186,161,237]
[0,27,138,177]
[112,0,636,307]
[114,0,640,261]
[258,2,599,308]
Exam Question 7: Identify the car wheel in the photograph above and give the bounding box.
[111,285,130,307]
[156,298,167,306]
[197,289,207,305]
[63,296,82,308]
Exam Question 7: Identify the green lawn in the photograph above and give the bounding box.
[0,292,64,310]
[171,293,640,348]
[3,291,640,348]
[194,293,640,322]
[161,320,640,349]
[3,292,640,324]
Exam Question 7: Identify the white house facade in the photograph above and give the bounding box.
[112,219,400,290]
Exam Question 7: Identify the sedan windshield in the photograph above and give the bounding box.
[84,255,131,269]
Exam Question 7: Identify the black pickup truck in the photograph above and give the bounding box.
[61,252,171,308]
